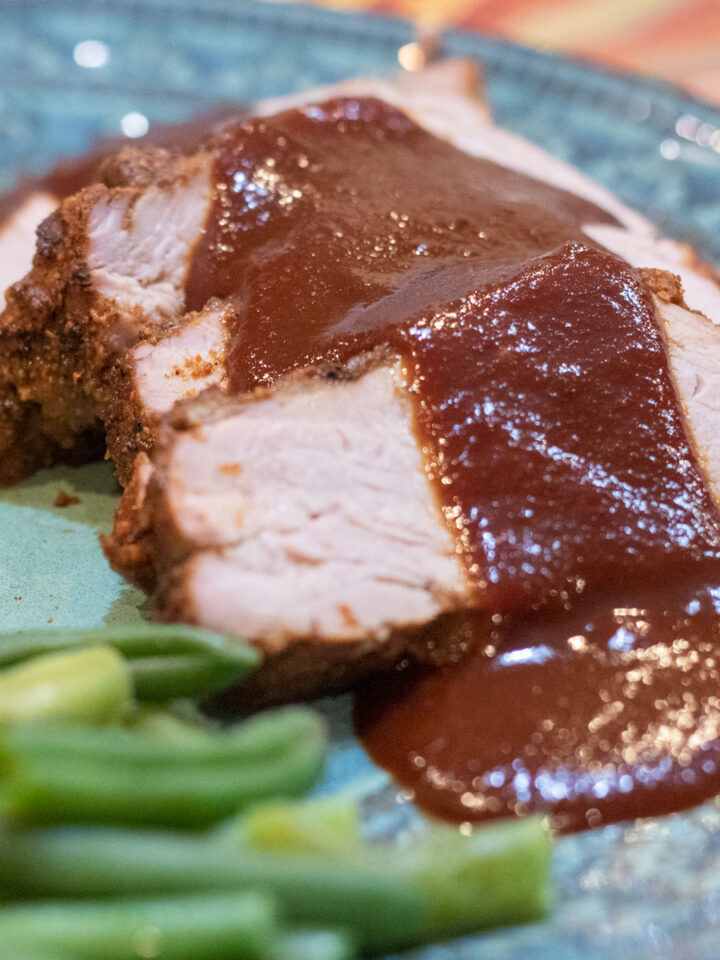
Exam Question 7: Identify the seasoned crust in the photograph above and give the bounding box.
[100,451,156,590]
[640,267,686,306]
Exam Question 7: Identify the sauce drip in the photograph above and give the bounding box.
[186,97,720,829]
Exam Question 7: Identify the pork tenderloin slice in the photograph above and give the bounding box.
[147,361,469,649]
[101,450,157,590]
[0,150,215,486]
[101,301,232,475]
[86,156,211,322]
[108,277,720,705]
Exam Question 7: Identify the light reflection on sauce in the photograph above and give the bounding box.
[355,578,720,831]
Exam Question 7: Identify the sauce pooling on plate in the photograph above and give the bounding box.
[186,97,720,830]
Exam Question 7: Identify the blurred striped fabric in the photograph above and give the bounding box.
[303,0,720,103]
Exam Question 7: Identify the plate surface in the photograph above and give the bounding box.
[2,2,720,957]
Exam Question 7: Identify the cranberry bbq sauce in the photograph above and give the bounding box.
[186,97,720,831]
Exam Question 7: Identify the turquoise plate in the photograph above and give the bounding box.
[2,2,720,957]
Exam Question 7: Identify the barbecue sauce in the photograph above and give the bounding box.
[186,97,720,830]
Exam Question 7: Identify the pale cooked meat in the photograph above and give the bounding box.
[658,298,720,502]
[86,155,212,322]
[0,102,255,482]
[131,301,230,418]
[0,193,58,313]
[1,57,684,488]
[104,279,720,704]
[154,361,467,644]
[0,102,250,312]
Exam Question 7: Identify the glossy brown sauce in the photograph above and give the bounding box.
[186,97,720,830]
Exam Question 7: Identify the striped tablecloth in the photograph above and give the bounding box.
[301,0,720,103]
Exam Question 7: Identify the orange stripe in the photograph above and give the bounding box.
[574,0,720,71]
[502,0,678,51]
[460,0,550,32]
[385,0,478,24]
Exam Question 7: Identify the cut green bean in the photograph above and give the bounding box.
[0,624,256,667]
[1,713,326,827]
[0,624,259,701]
[271,929,358,960]
[0,891,276,960]
[4,707,321,767]
[244,799,552,943]
[0,648,131,726]
[0,814,551,950]
[0,826,425,951]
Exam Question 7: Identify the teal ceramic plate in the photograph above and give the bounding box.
[3,2,720,957]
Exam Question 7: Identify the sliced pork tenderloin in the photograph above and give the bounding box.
[93,82,720,705]
[0,61,490,486]
[156,360,467,640]
[5,64,720,704]
[0,102,250,311]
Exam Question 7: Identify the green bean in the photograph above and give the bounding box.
[2,717,326,827]
[0,826,425,951]
[0,891,276,960]
[0,624,255,666]
[4,941,79,960]
[0,648,131,725]
[271,929,357,960]
[0,624,259,701]
[4,707,321,767]
[244,799,553,942]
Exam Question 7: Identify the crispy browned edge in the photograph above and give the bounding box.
[207,610,478,712]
